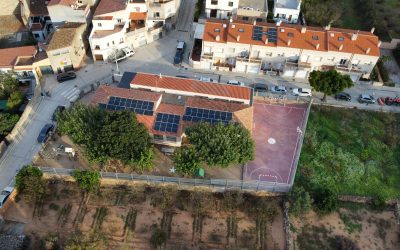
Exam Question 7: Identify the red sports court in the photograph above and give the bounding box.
[244,100,308,184]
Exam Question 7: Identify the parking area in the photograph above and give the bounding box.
[244,101,308,184]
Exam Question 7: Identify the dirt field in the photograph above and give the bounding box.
[2,181,285,249]
[291,204,400,250]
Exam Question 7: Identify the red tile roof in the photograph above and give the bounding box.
[157,103,185,116]
[129,12,147,20]
[204,19,380,57]
[0,46,37,67]
[136,114,155,131]
[94,0,126,16]
[130,73,252,102]
[90,85,162,105]
[185,97,248,112]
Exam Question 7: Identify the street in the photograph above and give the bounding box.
[1,25,400,191]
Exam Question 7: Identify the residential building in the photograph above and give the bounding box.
[89,0,181,62]
[235,0,268,23]
[0,14,34,48]
[205,0,238,19]
[20,0,52,42]
[47,0,98,26]
[91,72,253,147]
[193,19,380,81]
[273,0,301,24]
[46,23,86,73]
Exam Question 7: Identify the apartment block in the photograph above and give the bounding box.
[205,0,268,22]
[91,72,253,147]
[20,0,52,42]
[205,0,238,19]
[47,0,99,26]
[273,0,301,24]
[89,0,180,62]
[193,19,380,81]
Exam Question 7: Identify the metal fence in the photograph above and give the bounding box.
[38,167,292,192]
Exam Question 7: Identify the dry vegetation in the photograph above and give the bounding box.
[3,180,284,249]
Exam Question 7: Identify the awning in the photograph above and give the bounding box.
[194,24,205,40]
[129,12,147,21]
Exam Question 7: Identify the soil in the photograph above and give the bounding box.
[3,182,285,249]
[291,206,400,250]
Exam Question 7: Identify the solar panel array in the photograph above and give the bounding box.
[183,107,233,124]
[154,113,180,133]
[99,96,154,116]
[267,28,278,43]
[252,26,278,43]
[252,26,263,41]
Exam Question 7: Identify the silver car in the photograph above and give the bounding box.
[270,85,288,94]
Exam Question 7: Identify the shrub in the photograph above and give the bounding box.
[15,165,47,202]
[312,187,337,213]
[289,187,312,216]
[150,228,167,247]
[6,91,24,111]
[173,146,201,176]
[376,59,390,82]
[72,170,101,193]
[370,194,386,210]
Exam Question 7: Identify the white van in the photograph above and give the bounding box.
[292,88,312,97]
[198,77,218,83]
[122,47,135,57]
[227,80,245,86]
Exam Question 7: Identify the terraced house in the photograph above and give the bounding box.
[193,19,381,81]
[91,72,253,147]
[89,0,181,61]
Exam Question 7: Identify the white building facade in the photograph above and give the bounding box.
[47,0,98,26]
[205,0,239,19]
[273,0,301,23]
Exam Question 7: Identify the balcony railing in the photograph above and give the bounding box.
[236,56,249,62]
[249,57,262,63]
[147,21,164,31]
[336,64,363,73]
[201,53,213,60]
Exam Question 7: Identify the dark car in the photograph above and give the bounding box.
[37,123,54,143]
[52,105,66,121]
[358,94,375,104]
[252,83,268,92]
[173,41,186,65]
[335,92,351,101]
[57,71,76,83]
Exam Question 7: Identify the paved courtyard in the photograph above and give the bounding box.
[244,101,308,184]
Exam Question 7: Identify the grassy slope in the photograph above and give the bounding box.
[297,106,400,199]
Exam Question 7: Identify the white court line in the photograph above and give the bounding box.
[248,166,285,183]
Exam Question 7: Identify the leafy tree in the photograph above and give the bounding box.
[6,91,24,111]
[0,73,19,98]
[15,165,47,202]
[173,146,201,176]
[309,70,354,101]
[302,0,341,26]
[72,170,101,193]
[186,123,254,167]
[0,113,19,137]
[289,186,312,216]
[150,228,167,248]
[312,186,337,213]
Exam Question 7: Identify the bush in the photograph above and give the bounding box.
[377,59,390,82]
[289,187,312,216]
[150,228,167,247]
[15,165,47,202]
[370,194,386,210]
[193,0,204,22]
[6,91,23,111]
[312,187,337,213]
[72,170,101,193]
[0,112,19,138]
[173,146,201,176]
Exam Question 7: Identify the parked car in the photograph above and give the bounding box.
[358,94,375,104]
[0,186,14,209]
[292,88,312,97]
[334,92,351,101]
[198,77,218,83]
[270,85,288,94]
[252,83,268,92]
[37,123,54,143]
[110,47,135,62]
[173,41,186,65]
[52,105,66,121]
[57,71,76,83]
[227,80,245,86]
[175,75,189,79]
[384,96,400,106]
[122,47,135,57]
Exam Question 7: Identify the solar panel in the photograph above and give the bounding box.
[252,26,263,41]
[268,28,278,43]
[182,107,233,125]
[153,113,180,133]
[101,96,154,116]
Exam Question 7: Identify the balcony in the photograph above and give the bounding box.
[284,59,311,69]
[201,53,213,60]
[147,21,164,31]
[336,64,363,73]
[249,57,262,64]
[236,56,249,62]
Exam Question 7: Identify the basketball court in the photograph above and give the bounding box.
[244,100,308,184]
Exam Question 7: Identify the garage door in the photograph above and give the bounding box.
[94,54,103,61]
[247,65,260,74]
[236,64,246,72]
[282,70,295,78]
[295,70,308,79]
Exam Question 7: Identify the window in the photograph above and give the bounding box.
[117,18,122,23]
[166,136,176,142]
[227,12,232,17]
[95,45,100,50]
[339,59,347,65]
[288,32,294,37]
[112,41,115,45]
[238,28,244,32]
[107,42,109,47]
[153,134,163,140]
[154,12,160,18]
[34,33,40,38]
[242,16,249,21]
[228,1,233,7]
[338,37,344,41]
[214,28,220,32]
[120,37,124,43]
[312,35,319,40]
[97,23,102,27]
[256,18,263,22]
[265,52,272,57]
[211,0,218,5]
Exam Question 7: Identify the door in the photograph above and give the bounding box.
[247,65,260,74]
[94,54,104,61]
[210,9,217,18]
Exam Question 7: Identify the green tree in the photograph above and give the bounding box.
[302,0,342,26]
[289,186,312,216]
[72,170,101,193]
[6,91,23,111]
[186,123,254,167]
[309,70,354,102]
[150,228,167,248]
[0,113,19,137]
[173,146,201,176]
[15,165,47,202]
[0,73,19,98]
[312,186,337,213]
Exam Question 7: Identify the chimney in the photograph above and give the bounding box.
[276,20,282,26]
[325,24,331,31]
[371,27,375,34]
[351,31,358,41]
[265,38,269,44]
[366,47,371,54]
[216,35,220,41]
[301,26,307,33]
[288,39,292,46]
[316,43,320,49]
[378,41,382,47]
[230,18,233,23]
[339,44,343,51]
[237,35,240,42]
[253,20,257,26]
